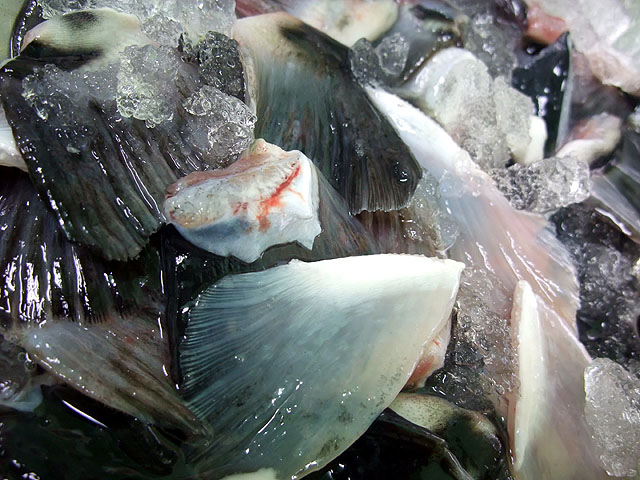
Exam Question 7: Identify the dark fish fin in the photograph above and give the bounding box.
[179,254,462,478]
[18,316,202,435]
[234,13,421,214]
[0,168,199,433]
[0,168,162,328]
[0,39,210,260]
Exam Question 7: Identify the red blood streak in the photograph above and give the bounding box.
[233,202,249,215]
[256,164,302,232]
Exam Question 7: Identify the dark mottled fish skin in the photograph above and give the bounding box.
[237,14,422,215]
[0,49,211,260]
[0,167,202,436]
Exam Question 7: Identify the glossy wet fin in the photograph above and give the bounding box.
[180,254,463,478]
[0,169,199,434]
[233,13,421,214]
[0,23,211,260]
[509,281,609,480]
[367,87,579,327]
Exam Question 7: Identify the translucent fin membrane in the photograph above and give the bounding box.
[179,254,463,479]
[233,13,421,214]
[367,88,579,325]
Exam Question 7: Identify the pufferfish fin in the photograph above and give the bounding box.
[0,168,202,435]
[179,254,463,479]
[0,9,212,261]
[234,13,422,215]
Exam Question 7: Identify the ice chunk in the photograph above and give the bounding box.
[552,203,640,367]
[585,358,640,477]
[453,267,518,402]
[376,33,409,77]
[349,38,385,86]
[401,48,539,171]
[182,85,255,164]
[349,34,409,86]
[493,76,537,164]
[180,32,245,101]
[492,156,591,213]
[22,63,119,153]
[116,44,182,128]
[459,12,519,80]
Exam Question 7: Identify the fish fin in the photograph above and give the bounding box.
[234,13,421,214]
[20,9,151,68]
[367,87,580,330]
[179,254,463,478]
[0,169,200,433]
[509,281,609,479]
[0,26,210,260]
[18,316,202,435]
[0,169,160,328]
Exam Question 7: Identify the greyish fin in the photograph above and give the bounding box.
[233,13,422,214]
[0,10,214,260]
[179,254,463,479]
[0,169,201,435]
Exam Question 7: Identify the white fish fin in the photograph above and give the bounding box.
[179,254,463,479]
[509,281,609,480]
[367,87,579,329]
